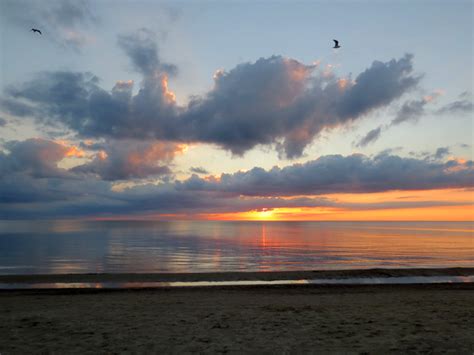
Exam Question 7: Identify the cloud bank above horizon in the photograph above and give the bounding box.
[1,1,473,220]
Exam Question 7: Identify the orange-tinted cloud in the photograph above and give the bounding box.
[73,140,186,180]
[3,48,421,159]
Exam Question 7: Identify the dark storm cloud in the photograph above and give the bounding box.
[356,126,382,147]
[1,0,98,50]
[1,28,422,158]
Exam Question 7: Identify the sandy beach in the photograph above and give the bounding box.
[1,268,474,354]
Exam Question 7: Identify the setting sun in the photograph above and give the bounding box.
[1,1,473,353]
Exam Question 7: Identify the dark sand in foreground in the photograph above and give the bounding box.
[1,268,473,353]
[1,284,473,353]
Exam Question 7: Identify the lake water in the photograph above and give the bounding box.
[0,220,472,275]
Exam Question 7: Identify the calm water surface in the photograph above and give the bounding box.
[0,221,472,275]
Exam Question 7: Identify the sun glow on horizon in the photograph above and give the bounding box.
[88,188,474,222]
[185,189,474,222]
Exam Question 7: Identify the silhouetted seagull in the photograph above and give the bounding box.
[333,39,341,49]
[31,28,42,35]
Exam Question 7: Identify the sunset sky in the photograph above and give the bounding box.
[0,0,472,220]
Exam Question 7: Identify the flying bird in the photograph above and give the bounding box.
[31,28,42,35]
[333,39,341,49]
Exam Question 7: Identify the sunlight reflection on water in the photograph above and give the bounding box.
[0,220,472,275]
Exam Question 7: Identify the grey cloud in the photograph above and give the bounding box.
[337,54,421,118]
[0,174,63,203]
[1,139,472,219]
[329,199,470,212]
[0,138,73,179]
[2,31,179,140]
[392,97,428,125]
[190,167,209,175]
[184,53,420,158]
[117,29,177,77]
[0,181,330,219]
[181,56,318,157]
[356,96,427,148]
[394,91,472,123]
[0,173,107,204]
[0,139,108,206]
[2,182,466,219]
[434,147,450,160]
[0,118,6,127]
[437,91,473,115]
[0,97,37,117]
[358,90,472,148]
[177,153,474,196]
[436,99,473,115]
[4,71,100,130]
[362,90,444,146]
[409,151,430,158]
[356,126,382,147]
[72,140,182,181]
[375,147,403,157]
[51,0,97,27]
[2,34,421,158]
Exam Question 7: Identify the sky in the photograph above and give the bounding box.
[0,0,473,221]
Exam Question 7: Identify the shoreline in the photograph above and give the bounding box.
[1,266,473,284]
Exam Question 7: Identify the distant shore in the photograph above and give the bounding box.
[1,266,473,284]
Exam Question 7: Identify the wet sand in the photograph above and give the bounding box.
[1,269,474,353]
[1,266,473,284]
